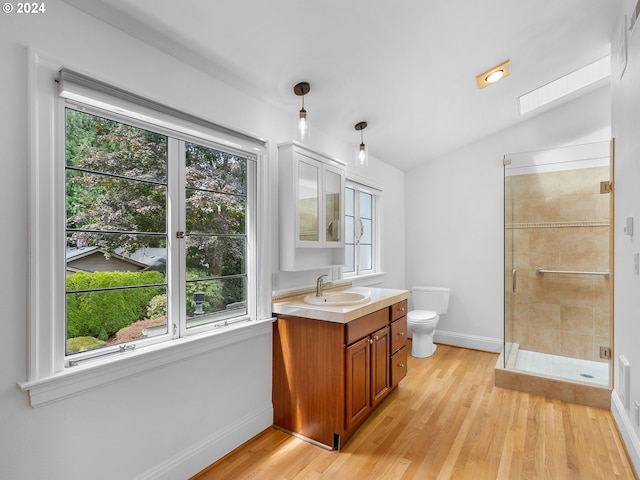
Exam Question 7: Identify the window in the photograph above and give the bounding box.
[343,180,381,277]
[20,59,269,406]
[64,107,252,365]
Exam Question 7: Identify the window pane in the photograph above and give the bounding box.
[361,218,372,244]
[345,216,355,244]
[344,244,355,273]
[66,283,167,355]
[359,244,373,271]
[185,143,246,194]
[345,186,355,216]
[65,109,167,184]
[184,142,248,327]
[66,233,167,272]
[359,191,372,219]
[185,189,246,235]
[186,235,245,276]
[67,170,167,233]
[65,109,168,357]
[186,277,247,329]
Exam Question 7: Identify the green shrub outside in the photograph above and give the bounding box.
[144,269,224,319]
[66,270,165,341]
[67,336,106,353]
[147,293,167,319]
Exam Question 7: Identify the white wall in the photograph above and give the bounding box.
[0,2,405,479]
[611,1,640,472]
[405,86,611,352]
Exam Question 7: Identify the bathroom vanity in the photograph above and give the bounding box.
[272,287,410,449]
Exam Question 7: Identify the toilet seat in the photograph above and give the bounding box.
[407,310,438,322]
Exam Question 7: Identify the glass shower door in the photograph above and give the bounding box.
[503,141,612,387]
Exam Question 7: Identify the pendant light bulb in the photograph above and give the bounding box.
[354,121,368,166]
[294,82,311,141]
[358,143,367,164]
[298,107,308,139]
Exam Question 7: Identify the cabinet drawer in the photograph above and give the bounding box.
[390,315,407,354]
[390,346,408,388]
[391,300,408,321]
[346,308,389,345]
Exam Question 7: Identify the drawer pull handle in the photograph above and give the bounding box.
[400,307,405,312]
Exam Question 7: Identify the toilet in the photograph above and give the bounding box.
[407,286,450,358]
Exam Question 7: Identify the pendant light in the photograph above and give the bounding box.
[354,121,368,166]
[294,82,311,140]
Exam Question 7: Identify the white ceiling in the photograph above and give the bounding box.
[63,0,621,171]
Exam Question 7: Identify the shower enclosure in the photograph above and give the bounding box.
[503,141,612,389]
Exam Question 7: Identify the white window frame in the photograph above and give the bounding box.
[342,173,384,285]
[19,49,273,408]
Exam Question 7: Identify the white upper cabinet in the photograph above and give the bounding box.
[279,142,346,271]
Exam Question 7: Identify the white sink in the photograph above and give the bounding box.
[303,291,369,306]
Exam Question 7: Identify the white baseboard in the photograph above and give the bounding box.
[135,405,273,480]
[433,329,503,353]
[611,390,640,476]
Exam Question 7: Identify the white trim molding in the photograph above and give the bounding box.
[18,318,275,408]
[134,405,273,480]
[434,330,503,353]
[611,390,640,476]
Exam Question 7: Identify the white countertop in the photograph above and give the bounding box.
[272,286,410,323]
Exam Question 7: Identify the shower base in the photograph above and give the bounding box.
[495,344,611,409]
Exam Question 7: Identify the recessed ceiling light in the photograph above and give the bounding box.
[476,60,511,89]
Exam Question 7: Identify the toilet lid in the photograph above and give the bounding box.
[408,309,437,322]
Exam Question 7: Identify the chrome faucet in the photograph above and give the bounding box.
[316,274,328,297]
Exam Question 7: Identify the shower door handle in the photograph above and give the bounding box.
[512,269,517,292]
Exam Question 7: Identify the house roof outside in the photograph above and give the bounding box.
[66,246,166,272]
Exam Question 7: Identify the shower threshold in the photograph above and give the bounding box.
[495,345,611,409]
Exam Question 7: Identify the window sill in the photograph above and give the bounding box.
[347,272,386,287]
[17,317,275,408]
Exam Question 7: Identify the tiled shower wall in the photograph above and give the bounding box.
[505,166,611,362]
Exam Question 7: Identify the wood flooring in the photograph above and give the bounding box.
[192,344,637,480]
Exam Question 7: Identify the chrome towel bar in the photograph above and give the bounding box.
[536,268,610,276]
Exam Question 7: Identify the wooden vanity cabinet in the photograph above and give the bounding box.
[390,299,408,387]
[273,300,408,450]
[345,324,390,430]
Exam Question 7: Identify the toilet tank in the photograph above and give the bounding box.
[411,286,450,314]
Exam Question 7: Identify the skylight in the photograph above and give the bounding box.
[518,56,611,115]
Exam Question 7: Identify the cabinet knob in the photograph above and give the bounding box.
[400,307,405,312]
[398,332,404,337]
[369,338,373,344]
[398,363,405,368]
[373,335,379,341]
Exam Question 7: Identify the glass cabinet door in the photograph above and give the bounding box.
[297,158,320,243]
[324,168,342,244]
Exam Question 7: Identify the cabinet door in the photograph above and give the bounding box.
[296,155,321,246]
[371,326,390,406]
[324,165,344,247]
[391,346,408,388]
[390,315,407,354]
[346,336,371,430]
